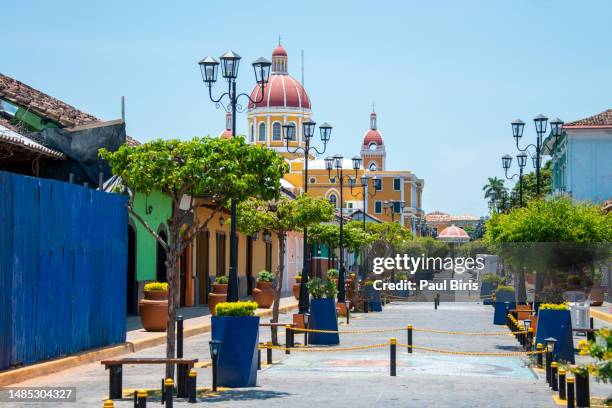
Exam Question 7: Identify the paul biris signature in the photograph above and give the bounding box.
[373,279,479,291]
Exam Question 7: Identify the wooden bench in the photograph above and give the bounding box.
[101,357,198,400]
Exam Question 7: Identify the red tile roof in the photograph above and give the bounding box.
[564,109,612,129]
[0,73,140,146]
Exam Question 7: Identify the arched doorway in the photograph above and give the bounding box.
[156,229,168,283]
[127,224,138,315]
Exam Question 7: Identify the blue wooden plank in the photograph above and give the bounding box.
[0,172,129,366]
[0,172,14,369]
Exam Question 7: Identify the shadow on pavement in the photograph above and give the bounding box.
[204,389,291,402]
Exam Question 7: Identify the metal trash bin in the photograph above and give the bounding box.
[569,302,590,330]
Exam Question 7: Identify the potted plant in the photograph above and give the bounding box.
[326,268,339,284]
[139,282,169,331]
[252,270,274,308]
[211,301,260,387]
[534,303,574,363]
[209,276,229,316]
[480,273,503,305]
[363,280,383,312]
[493,285,515,325]
[307,278,339,345]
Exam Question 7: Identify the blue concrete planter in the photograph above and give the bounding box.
[394,289,410,298]
[535,309,574,364]
[480,282,496,305]
[308,298,339,345]
[493,301,515,325]
[493,291,515,325]
[364,285,382,312]
[211,315,260,387]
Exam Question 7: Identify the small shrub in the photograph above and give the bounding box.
[144,282,168,292]
[324,279,338,299]
[496,285,515,294]
[307,277,338,299]
[363,280,374,287]
[538,287,565,304]
[576,328,612,383]
[215,301,258,316]
[539,302,569,310]
[481,273,504,286]
[215,275,229,284]
[326,269,339,279]
[257,270,275,282]
[395,273,409,281]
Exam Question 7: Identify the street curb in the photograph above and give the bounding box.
[0,302,298,386]
[590,308,612,324]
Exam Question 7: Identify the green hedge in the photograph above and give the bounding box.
[215,301,258,316]
[215,276,229,284]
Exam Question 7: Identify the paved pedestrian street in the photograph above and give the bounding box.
[9,300,608,408]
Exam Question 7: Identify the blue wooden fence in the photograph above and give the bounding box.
[0,171,127,370]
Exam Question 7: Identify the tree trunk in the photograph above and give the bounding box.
[271,231,286,345]
[165,213,181,380]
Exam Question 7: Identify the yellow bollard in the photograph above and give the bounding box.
[188,369,197,403]
[389,337,397,376]
[103,400,114,408]
[536,343,543,368]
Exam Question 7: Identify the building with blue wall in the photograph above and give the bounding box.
[544,109,612,203]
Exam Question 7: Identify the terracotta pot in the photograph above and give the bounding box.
[139,299,168,331]
[590,283,604,306]
[253,281,274,308]
[293,283,301,300]
[144,290,168,301]
[336,302,349,316]
[295,276,302,283]
[208,292,227,315]
[213,283,228,294]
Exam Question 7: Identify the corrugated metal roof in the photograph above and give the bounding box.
[0,124,65,159]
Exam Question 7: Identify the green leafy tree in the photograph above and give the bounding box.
[484,197,611,301]
[236,194,334,343]
[100,137,287,377]
[510,160,552,205]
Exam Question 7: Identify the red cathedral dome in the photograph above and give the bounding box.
[248,44,311,110]
[362,111,384,146]
[272,45,287,57]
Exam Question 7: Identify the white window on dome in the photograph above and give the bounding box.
[272,122,282,141]
[369,142,377,150]
[258,122,266,142]
[369,162,378,171]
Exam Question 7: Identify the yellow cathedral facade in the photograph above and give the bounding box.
[224,42,425,232]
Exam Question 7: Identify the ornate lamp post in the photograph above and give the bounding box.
[282,122,332,314]
[501,152,528,207]
[511,116,563,196]
[352,175,378,231]
[325,154,361,303]
[383,200,405,223]
[199,51,271,301]
[351,175,377,280]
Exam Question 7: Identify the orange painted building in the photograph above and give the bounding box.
[246,42,425,232]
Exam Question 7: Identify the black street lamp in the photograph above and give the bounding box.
[501,152,528,207]
[283,121,332,315]
[351,175,377,281]
[383,200,405,223]
[326,154,361,303]
[352,175,378,231]
[511,115,563,196]
[199,51,271,302]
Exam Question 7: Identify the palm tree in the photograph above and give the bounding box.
[483,177,507,201]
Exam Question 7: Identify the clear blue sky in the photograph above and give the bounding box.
[3,1,612,215]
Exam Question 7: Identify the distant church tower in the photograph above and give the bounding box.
[360,109,386,171]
